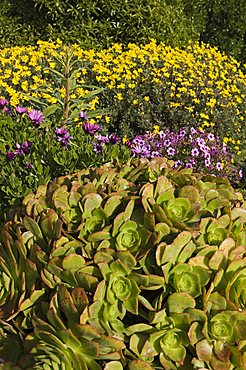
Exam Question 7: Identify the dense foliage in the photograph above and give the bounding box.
[0,41,245,159]
[0,0,245,64]
[0,158,245,369]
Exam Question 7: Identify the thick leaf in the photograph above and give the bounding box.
[128,360,153,370]
[167,293,196,313]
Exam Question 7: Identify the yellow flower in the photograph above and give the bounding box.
[200,113,209,120]
[115,93,123,101]
[122,135,128,143]
[153,125,160,134]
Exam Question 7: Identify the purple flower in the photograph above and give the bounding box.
[55,127,72,146]
[25,162,33,170]
[163,139,171,147]
[0,99,9,109]
[191,148,199,157]
[131,144,150,157]
[210,146,217,155]
[167,147,176,156]
[5,151,16,161]
[190,127,197,135]
[93,142,103,154]
[197,138,205,146]
[174,160,182,168]
[185,162,193,168]
[82,122,101,136]
[207,133,215,141]
[14,141,32,156]
[216,162,223,171]
[178,128,186,138]
[16,106,28,114]
[205,158,211,167]
[151,151,162,158]
[28,109,45,126]
[109,134,120,143]
[159,131,166,139]
[3,107,10,114]
[95,134,109,143]
[239,169,243,178]
[21,140,32,154]
[80,111,89,120]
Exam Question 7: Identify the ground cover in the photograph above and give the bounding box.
[0,40,245,369]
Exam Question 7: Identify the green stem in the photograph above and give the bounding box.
[64,48,70,125]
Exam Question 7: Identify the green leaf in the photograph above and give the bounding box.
[43,104,59,117]
[167,292,196,313]
[128,360,154,370]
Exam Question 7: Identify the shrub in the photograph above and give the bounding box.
[0,158,245,369]
[0,41,245,163]
[1,1,245,65]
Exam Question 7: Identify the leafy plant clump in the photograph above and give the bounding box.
[0,158,245,369]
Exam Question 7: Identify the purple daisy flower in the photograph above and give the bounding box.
[14,141,32,156]
[95,134,109,143]
[93,142,103,154]
[131,144,150,157]
[21,140,32,154]
[16,106,28,114]
[0,99,9,109]
[109,134,120,143]
[55,127,72,146]
[80,111,89,120]
[28,109,45,126]
[5,151,16,161]
[82,122,101,136]
[3,107,10,114]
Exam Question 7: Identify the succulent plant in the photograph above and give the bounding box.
[0,158,245,368]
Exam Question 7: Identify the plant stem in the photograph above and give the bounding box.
[64,48,70,125]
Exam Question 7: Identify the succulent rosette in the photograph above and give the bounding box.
[194,311,246,369]
[0,158,245,368]
[170,263,211,298]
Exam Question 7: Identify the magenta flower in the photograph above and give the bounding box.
[95,134,109,143]
[28,109,45,126]
[93,142,103,154]
[207,133,215,141]
[167,147,176,156]
[14,141,32,156]
[5,151,16,161]
[80,111,89,120]
[0,99,9,109]
[109,134,120,143]
[16,106,28,114]
[55,127,72,146]
[216,162,223,171]
[82,122,101,135]
[191,148,199,157]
